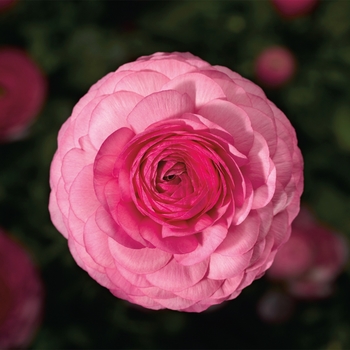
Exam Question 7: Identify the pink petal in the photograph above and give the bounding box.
[115,264,152,288]
[114,70,170,96]
[95,206,144,249]
[105,267,146,296]
[107,238,172,274]
[127,90,195,133]
[207,250,253,279]
[93,127,135,206]
[95,71,133,96]
[88,92,142,148]
[209,273,244,299]
[243,105,278,157]
[270,210,291,250]
[135,58,198,79]
[69,164,100,222]
[160,72,226,110]
[249,94,274,116]
[174,218,228,265]
[153,296,198,311]
[125,294,164,310]
[174,278,223,300]
[215,66,267,99]
[215,211,261,256]
[71,95,105,144]
[139,286,175,299]
[197,99,254,154]
[49,178,69,238]
[67,207,85,246]
[250,160,276,210]
[248,233,275,272]
[83,213,116,268]
[200,69,252,106]
[68,238,114,289]
[114,201,150,247]
[139,217,198,254]
[272,135,293,190]
[146,258,209,292]
[61,147,95,192]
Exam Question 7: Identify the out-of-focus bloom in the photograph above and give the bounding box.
[0,0,17,12]
[49,51,303,312]
[0,47,46,142]
[267,207,348,299]
[257,290,295,323]
[0,229,44,349]
[255,46,296,88]
[271,0,319,19]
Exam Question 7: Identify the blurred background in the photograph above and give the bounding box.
[1,0,350,348]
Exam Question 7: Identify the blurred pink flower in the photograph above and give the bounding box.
[0,229,44,349]
[257,290,295,323]
[255,46,296,88]
[0,47,46,142]
[271,0,319,18]
[49,52,303,312]
[267,207,348,299]
[0,0,17,12]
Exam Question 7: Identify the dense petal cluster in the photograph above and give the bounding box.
[267,207,348,299]
[49,52,303,312]
[0,48,46,142]
[0,229,43,349]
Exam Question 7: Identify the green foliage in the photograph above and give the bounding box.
[1,0,350,348]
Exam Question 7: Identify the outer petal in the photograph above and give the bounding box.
[108,238,172,274]
[160,72,226,109]
[146,258,209,292]
[127,90,195,133]
[114,71,170,96]
[207,250,253,280]
[88,92,142,148]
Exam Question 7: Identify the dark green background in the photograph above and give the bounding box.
[1,1,350,348]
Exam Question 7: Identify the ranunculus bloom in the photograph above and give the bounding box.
[271,0,318,18]
[267,207,348,299]
[0,47,46,142]
[49,52,303,312]
[255,46,296,88]
[0,229,44,349]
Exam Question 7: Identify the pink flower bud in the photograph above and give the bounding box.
[267,207,348,299]
[271,0,319,18]
[0,47,46,142]
[255,46,296,88]
[0,229,44,349]
[0,0,17,13]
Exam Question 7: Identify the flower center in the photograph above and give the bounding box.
[159,161,186,181]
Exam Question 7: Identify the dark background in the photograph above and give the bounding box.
[1,1,350,348]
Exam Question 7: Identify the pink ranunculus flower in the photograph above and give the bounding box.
[255,46,296,88]
[0,47,46,142]
[49,52,303,312]
[271,0,319,18]
[267,207,348,299]
[0,229,44,349]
